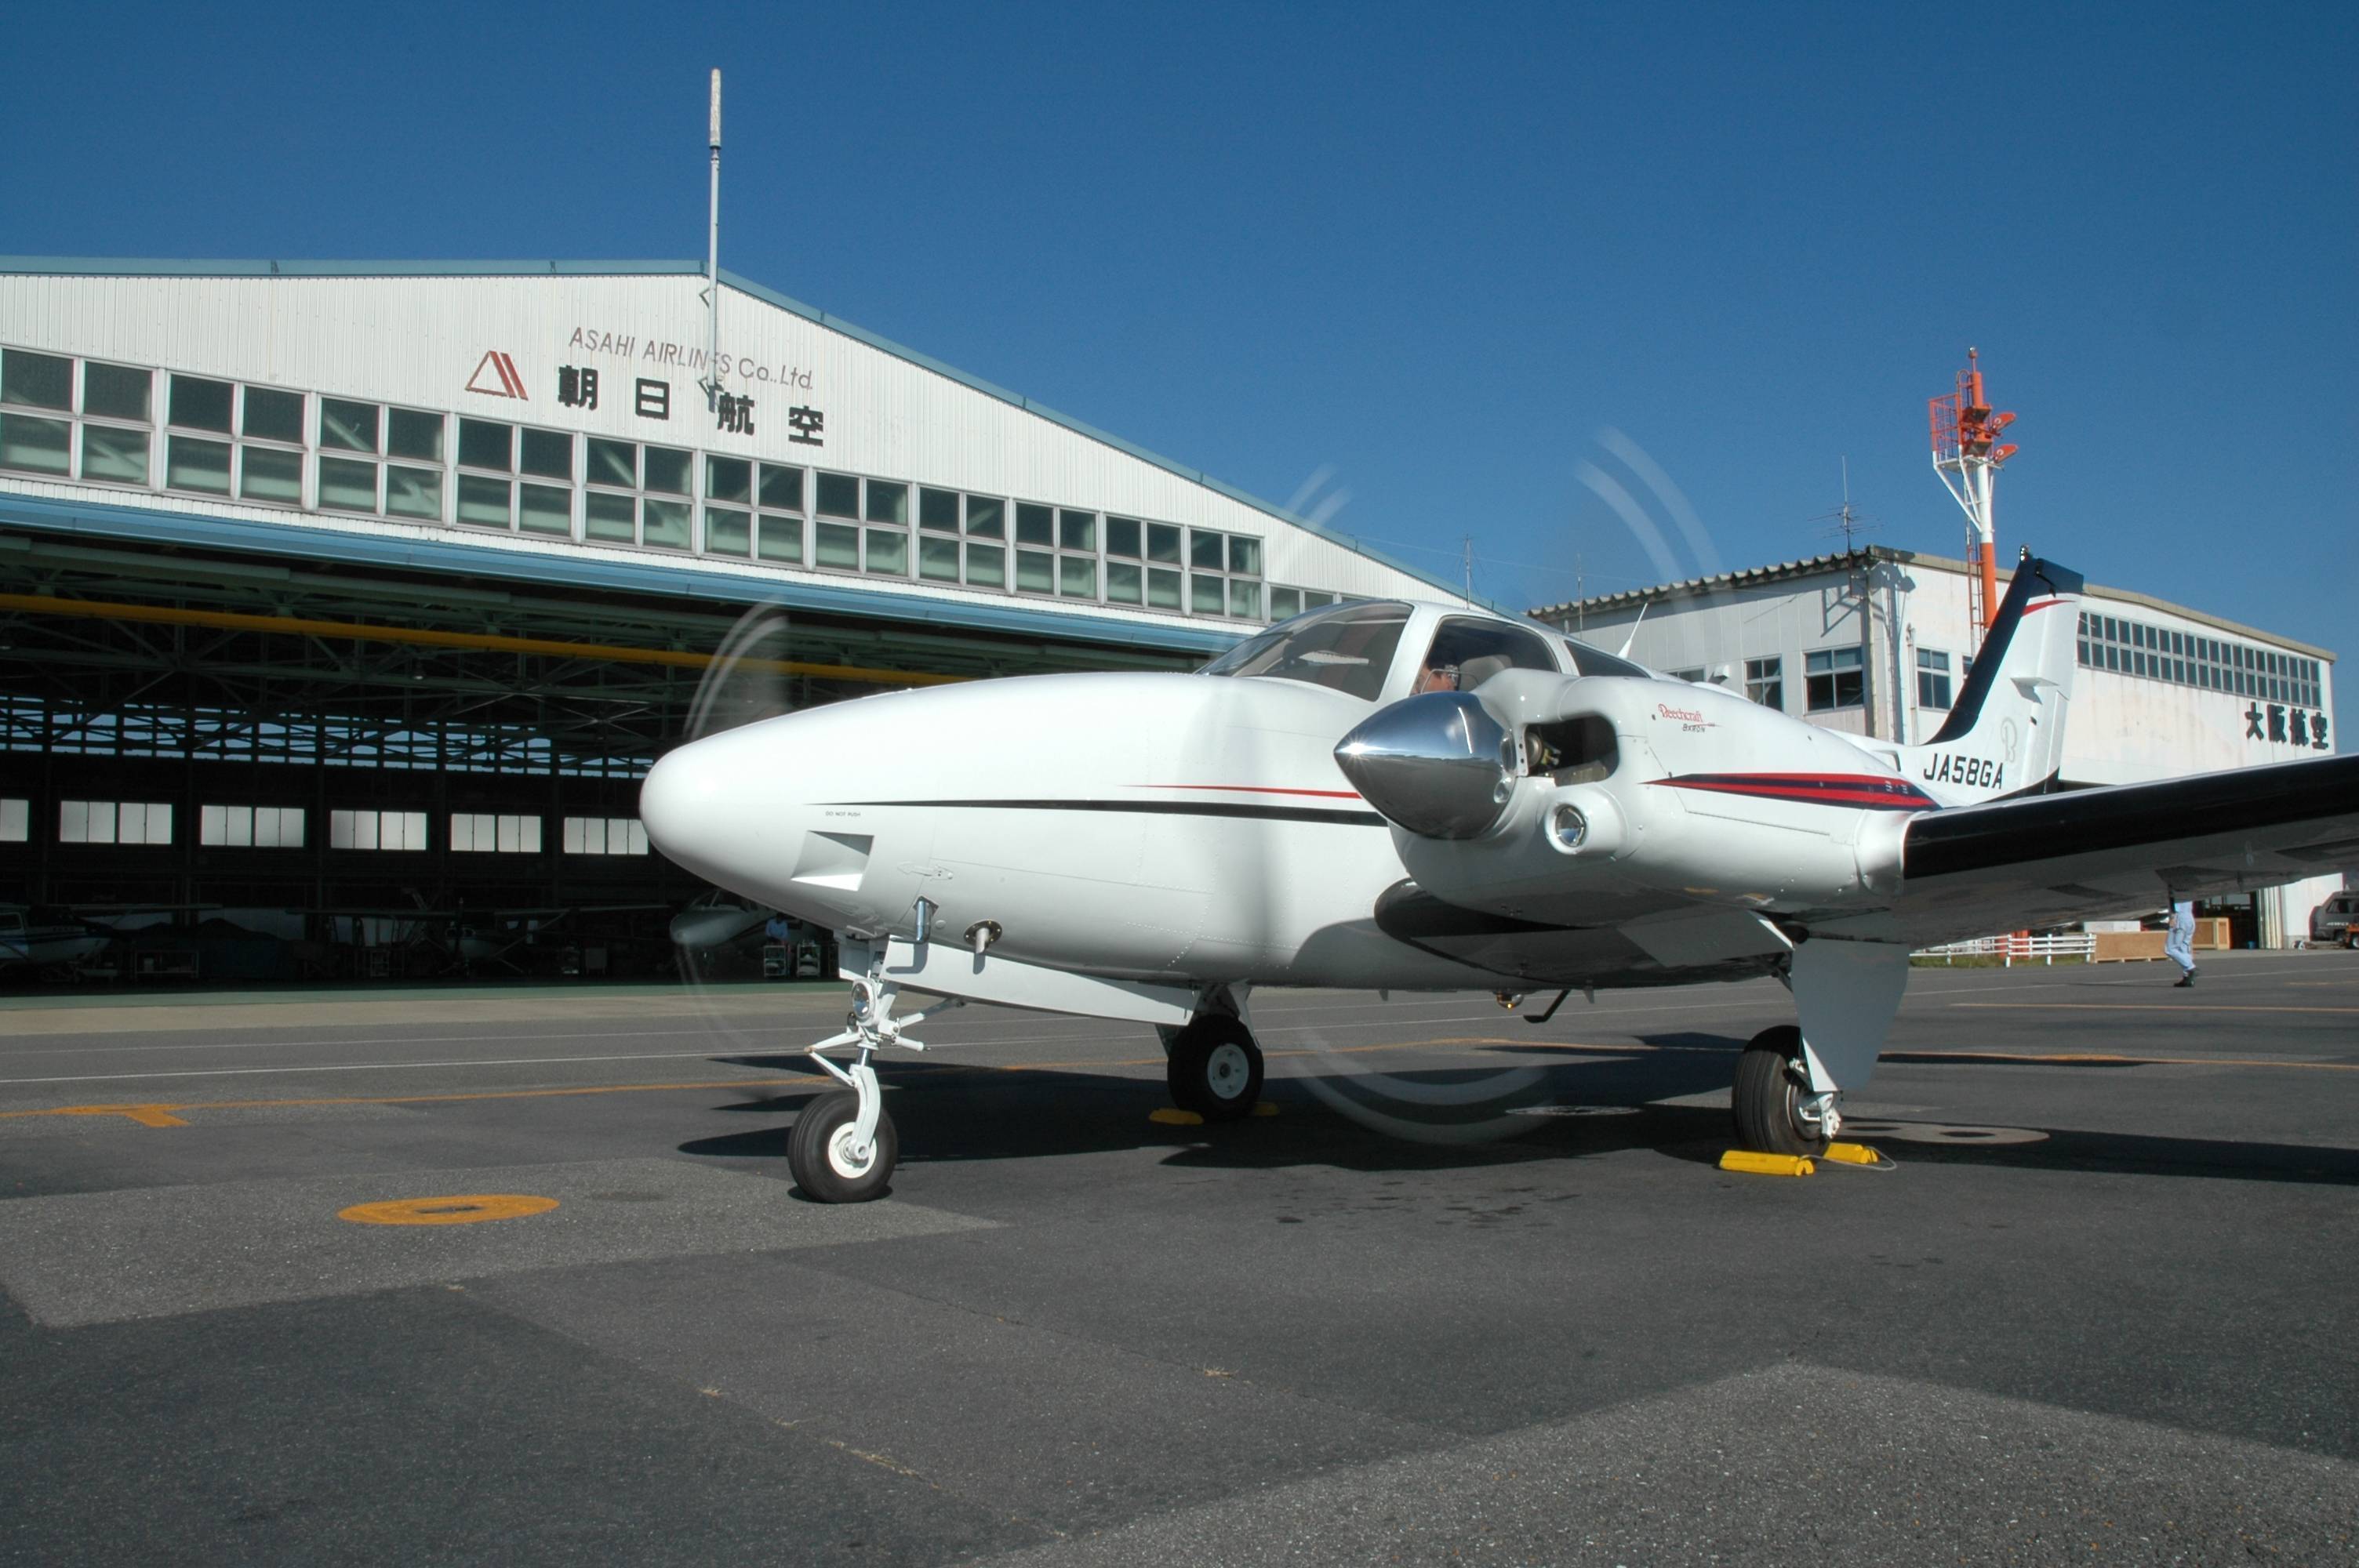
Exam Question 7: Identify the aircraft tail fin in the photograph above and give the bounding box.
[1896,553,2084,804]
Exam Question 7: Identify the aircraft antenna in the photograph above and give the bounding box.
[1928,347,2019,647]
[701,70,723,412]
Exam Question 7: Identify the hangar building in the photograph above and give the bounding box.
[1532,547,2343,946]
[0,259,1464,978]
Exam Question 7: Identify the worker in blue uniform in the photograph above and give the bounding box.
[2165,898,2197,987]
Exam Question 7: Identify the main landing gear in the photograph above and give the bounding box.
[788,964,963,1203]
[1731,1024,1837,1158]
[1161,1010,1266,1121]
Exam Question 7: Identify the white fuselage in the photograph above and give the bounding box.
[639,601,2001,995]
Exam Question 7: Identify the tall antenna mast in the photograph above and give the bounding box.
[702,69,723,412]
[1928,347,2019,644]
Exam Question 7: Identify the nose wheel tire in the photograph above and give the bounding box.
[1165,1015,1265,1121]
[1732,1024,1831,1158]
[789,1088,899,1203]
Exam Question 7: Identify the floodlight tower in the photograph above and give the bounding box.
[1928,348,2019,644]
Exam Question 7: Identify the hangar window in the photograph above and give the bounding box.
[1744,656,1783,710]
[2,349,72,411]
[78,361,154,487]
[755,463,804,564]
[816,471,860,518]
[1265,586,1339,622]
[0,798,25,844]
[238,387,307,506]
[1186,528,1264,619]
[456,418,518,531]
[1805,645,1864,711]
[863,480,910,576]
[916,485,961,582]
[201,805,306,848]
[1012,501,1057,595]
[963,495,1006,588]
[329,809,428,851]
[449,813,542,853]
[59,800,173,845]
[1105,516,1182,609]
[563,815,649,855]
[164,374,236,495]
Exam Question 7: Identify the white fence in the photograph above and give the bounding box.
[1913,932,2096,966]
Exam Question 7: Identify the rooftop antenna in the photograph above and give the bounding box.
[1929,347,2019,645]
[700,69,723,412]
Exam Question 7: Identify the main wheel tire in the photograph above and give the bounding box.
[1165,1015,1264,1122]
[1731,1024,1830,1158]
[787,1088,898,1203]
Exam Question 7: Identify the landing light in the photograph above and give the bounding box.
[1547,803,1590,854]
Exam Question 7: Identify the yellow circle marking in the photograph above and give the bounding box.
[339,1194,559,1226]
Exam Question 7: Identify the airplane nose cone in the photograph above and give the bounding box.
[1335,692,1518,839]
[640,736,746,883]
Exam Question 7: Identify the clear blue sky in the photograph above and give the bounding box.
[6,2,2353,726]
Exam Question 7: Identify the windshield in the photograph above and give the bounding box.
[1198,601,1412,702]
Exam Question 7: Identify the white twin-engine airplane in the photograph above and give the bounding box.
[640,554,2359,1201]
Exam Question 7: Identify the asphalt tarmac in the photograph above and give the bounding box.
[2,950,2355,1566]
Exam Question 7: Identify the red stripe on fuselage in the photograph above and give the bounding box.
[1652,773,1938,811]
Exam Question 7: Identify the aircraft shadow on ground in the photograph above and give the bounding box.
[678,1038,2359,1189]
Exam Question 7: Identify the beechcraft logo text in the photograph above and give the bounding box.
[467,350,529,399]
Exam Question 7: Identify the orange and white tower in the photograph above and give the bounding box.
[1928,349,2019,644]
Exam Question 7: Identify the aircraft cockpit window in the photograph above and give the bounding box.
[1411,618,1560,695]
[1560,637,1649,679]
[1197,601,1412,702]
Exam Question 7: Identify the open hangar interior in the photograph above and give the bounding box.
[0,258,1464,982]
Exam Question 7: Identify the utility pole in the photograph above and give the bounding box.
[701,70,723,412]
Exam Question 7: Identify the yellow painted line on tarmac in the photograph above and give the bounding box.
[48,1104,189,1127]
[1952,1002,2359,1014]
[339,1194,559,1226]
[0,1076,824,1124]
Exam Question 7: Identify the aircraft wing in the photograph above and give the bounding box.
[1895,752,2359,946]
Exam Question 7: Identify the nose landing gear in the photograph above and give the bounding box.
[787,965,962,1203]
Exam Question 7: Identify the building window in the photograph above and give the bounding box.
[1805,646,1864,711]
[963,495,1007,590]
[1916,648,1954,709]
[0,350,161,487]
[1185,528,1265,619]
[0,348,75,477]
[2074,611,2321,708]
[59,800,173,844]
[329,809,428,851]
[200,804,305,848]
[754,463,805,564]
[1,797,30,843]
[1744,656,1783,710]
[449,813,543,853]
[862,479,910,577]
[1105,515,1183,609]
[318,397,446,521]
[1012,501,1057,595]
[914,486,961,583]
[1264,585,1339,622]
[563,815,649,855]
[581,437,689,550]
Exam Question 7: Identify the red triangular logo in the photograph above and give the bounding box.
[466,350,528,399]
